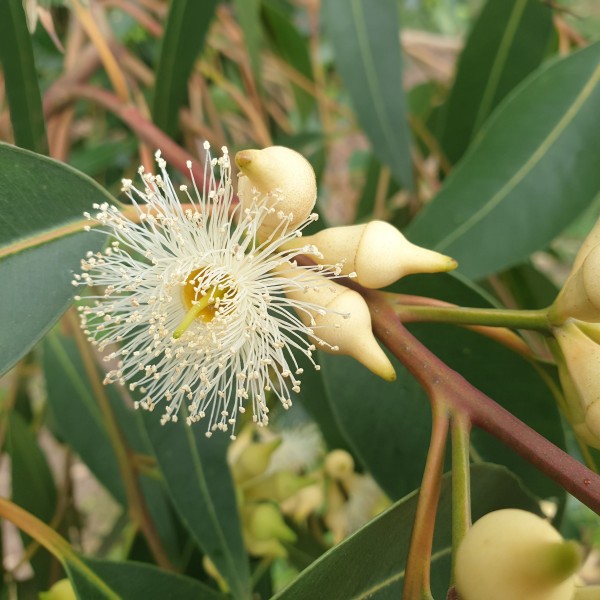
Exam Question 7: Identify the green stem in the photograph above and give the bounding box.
[395,304,551,332]
[402,402,449,600]
[450,414,471,584]
[361,287,600,514]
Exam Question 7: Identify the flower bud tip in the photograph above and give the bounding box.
[235,150,253,169]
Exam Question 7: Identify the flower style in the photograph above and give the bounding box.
[73,144,354,438]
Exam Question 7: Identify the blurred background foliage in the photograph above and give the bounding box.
[0,0,600,598]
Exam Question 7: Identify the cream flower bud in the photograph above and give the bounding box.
[572,216,600,273]
[231,437,282,484]
[555,321,600,443]
[245,503,297,543]
[235,146,316,240]
[280,484,324,522]
[284,221,457,288]
[550,244,600,324]
[241,502,295,558]
[456,509,582,600]
[285,271,396,381]
[324,449,355,482]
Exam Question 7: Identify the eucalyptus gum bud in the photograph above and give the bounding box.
[285,272,396,381]
[245,503,297,542]
[550,244,600,324]
[235,146,316,239]
[557,359,600,450]
[324,449,355,482]
[555,321,600,442]
[231,437,282,484]
[572,216,600,272]
[455,509,581,600]
[281,484,324,521]
[285,221,458,288]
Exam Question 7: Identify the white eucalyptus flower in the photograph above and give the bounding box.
[72,143,343,439]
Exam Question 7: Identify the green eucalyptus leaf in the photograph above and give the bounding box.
[152,0,219,137]
[273,464,541,600]
[64,555,225,600]
[322,0,413,190]
[233,0,263,89]
[319,349,430,500]
[0,0,47,153]
[0,144,114,376]
[408,43,600,279]
[440,0,553,164]
[140,413,252,599]
[262,0,315,120]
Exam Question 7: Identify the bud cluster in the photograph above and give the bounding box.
[235,146,457,382]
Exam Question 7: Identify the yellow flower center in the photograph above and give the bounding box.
[173,269,235,338]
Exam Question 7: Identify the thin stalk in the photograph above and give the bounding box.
[450,414,471,583]
[402,403,449,600]
[66,310,175,570]
[363,288,600,514]
[395,303,551,332]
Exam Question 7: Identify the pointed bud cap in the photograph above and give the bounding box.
[284,221,457,288]
[245,503,297,543]
[456,509,581,600]
[231,437,282,484]
[550,244,600,324]
[284,270,396,381]
[236,146,316,240]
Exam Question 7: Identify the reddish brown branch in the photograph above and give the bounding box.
[363,288,600,514]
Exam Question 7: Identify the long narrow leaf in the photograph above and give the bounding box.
[152,0,219,137]
[0,0,48,154]
[322,0,413,190]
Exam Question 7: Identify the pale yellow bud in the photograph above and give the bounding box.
[324,449,355,482]
[245,503,296,542]
[243,470,314,502]
[285,270,396,381]
[235,146,316,239]
[284,221,457,288]
[281,483,324,522]
[456,509,581,600]
[572,216,600,273]
[555,321,600,443]
[550,244,600,324]
[245,537,287,559]
[231,437,282,484]
[39,580,77,600]
[557,359,600,450]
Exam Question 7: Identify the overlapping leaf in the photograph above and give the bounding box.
[408,43,600,279]
[0,144,113,375]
